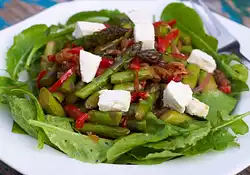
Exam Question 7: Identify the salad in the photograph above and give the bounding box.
[0,3,250,165]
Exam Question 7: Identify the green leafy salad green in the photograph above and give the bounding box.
[0,3,250,165]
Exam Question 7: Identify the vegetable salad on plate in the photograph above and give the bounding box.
[1,3,250,164]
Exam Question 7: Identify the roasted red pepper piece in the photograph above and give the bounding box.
[99,57,114,68]
[49,67,75,92]
[36,70,47,88]
[138,91,149,100]
[167,75,182,83]
[130,91,149,103]
[96,58,114,76]
[153,19,176,28]
[157,29,179,53]
[67,47,83,55]
[129,57,140,92]
[64,104,89,129]
[48,55,56,62]
[131,92,139,103]
[75,114,89,129]
[219,86,231,94]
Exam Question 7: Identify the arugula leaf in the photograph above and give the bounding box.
[196,89,237,122]
[7,96,38,137]
[29,120,113,163]
[129,147,181,160]
[160,3,248,82]
[11,122,27,135]
[66,9,124,25]
[213,111,250,134]
[45,115,74,132]
[7,25,48,79]
[231,79,249,96]
[144,121,211,150]
[184,129,236,155]
[11,89,46,148]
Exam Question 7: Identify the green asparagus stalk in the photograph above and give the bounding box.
[65,94,78,104]
[160,110,192,125]
[88,110,123,126]
[52,92,65,103]
[113,82,143,91]
[59,73,76,93]
[85,84,112,109]
[75,42,142,99]
[180,45,193,55]
[94,36,124,54]
[39,87,66,117]
[78,123,130,139]
[41,41,56,70]
[73,26,129,50]
[182,64,200,89]
[111,68,154,84]
[126,120,147,132]
[135,84,160,120]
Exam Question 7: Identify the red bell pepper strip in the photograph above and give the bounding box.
[64,104,89,129]
[138,91,149,100]
[67,47,83,55]
[36,70,47,89]
[96,58,114,76]
[157,29,179,53]
[153,19,177,28]
[219,86,231,94]
[48,55,56,62]
[99,57,114,68]
[49,67,75,92]
[167,75,182,84]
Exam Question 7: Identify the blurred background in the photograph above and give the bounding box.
[0,0,249,30]
[0,0,250,175]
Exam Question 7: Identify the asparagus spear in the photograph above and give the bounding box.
[88,110,123,126]
[59,73,76,93]
[113,82,143,91]
[78,123,130,139]
[85,84,112,109]
[180,45,193,55]
[135,84,160,120]
[73,26,129,50]
[40,41,56,70]
[111,68,154,84]
[160,110,192,125]
[39,87,66,117]
[75,42,142,99]
[75,81,85,90]
[182,64,200,89]
[126,120,147,132]
[52,92,65,103]
[65,94,78,104]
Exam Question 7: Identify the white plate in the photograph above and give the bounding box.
[1,1,250,175]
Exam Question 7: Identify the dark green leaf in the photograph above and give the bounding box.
[30,120,113,163]
[7,25,48,79]
[45,115,74,132]
[196,89,237,123]
[11,122,27,135]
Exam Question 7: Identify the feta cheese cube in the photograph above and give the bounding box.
[79,50,101,83]
[127,10,153,24]
[98,90,131,112]
[72,21,106,39]
[134,23,155,50]
[186,98,209,118]
[187,49,216,73]
[163,81,193,113]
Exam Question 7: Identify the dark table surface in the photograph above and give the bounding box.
[0,0,250,175]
